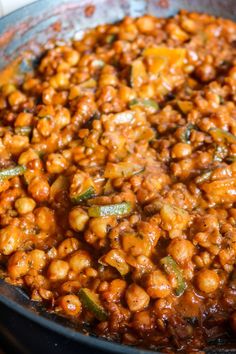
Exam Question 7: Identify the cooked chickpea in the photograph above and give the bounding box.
[64,49,80,66]
[15,197,36,215]
[68,250,92,273]
[229,66,236,81]
[8,251,29,279]
[145,270,171,298]
[57,238,80,258]
[2,83,16,96]
[4,135,29,156]
[69,207,89,232]
[54,107,71,129]
[39,288,53,300]
[102,279,127,302]
[193,251,211,268]
[47,260,69,281]
[8,90,26,106]
[172,143,192,159]
[22,78,40,91]
[37,117,54,137]
[195,63,216,82]
[49,73,69,89]
[119,23,138,41]
[42,87,55,105]
[89,216,116,238]
[195,269,220,293]
[24,273,48,289]
[28,250,46,271]
[46,153,68,174]
[28,177,50,202]
[0,225,23,255]
[180,17,197,33]
[18,149,39,166]
[99,73,118,88]
[166,22,189,42]
[167,238,194,264]
[194,214,219,233]
[132,310,152,331]
[125,284,150,312]
[84,267,98,277]
[136,16,155,33]
[15,112,33,127]
[34,207,56,233]
[58,295,82,316]
[60,280,81,293]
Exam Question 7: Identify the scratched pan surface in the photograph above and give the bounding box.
[0,1,236,353]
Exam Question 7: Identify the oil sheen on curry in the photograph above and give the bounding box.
[0,10,236,353]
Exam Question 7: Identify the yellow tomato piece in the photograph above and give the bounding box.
[148,56,168,75]
[177,100,193,114]
[143,47,186,68]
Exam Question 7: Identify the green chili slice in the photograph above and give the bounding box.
[79,288,108,321]
[88,202,132,217]
[161,255,186,296]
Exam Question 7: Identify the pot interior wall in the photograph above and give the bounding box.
[0,0,236,69]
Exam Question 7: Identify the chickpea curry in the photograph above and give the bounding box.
[0,10,236,353]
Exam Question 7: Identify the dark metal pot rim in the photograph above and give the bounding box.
[0,289,155,354]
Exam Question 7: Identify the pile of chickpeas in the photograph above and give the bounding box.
[0,10,236,352]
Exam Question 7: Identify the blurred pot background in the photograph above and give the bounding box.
[0,0,36,17]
